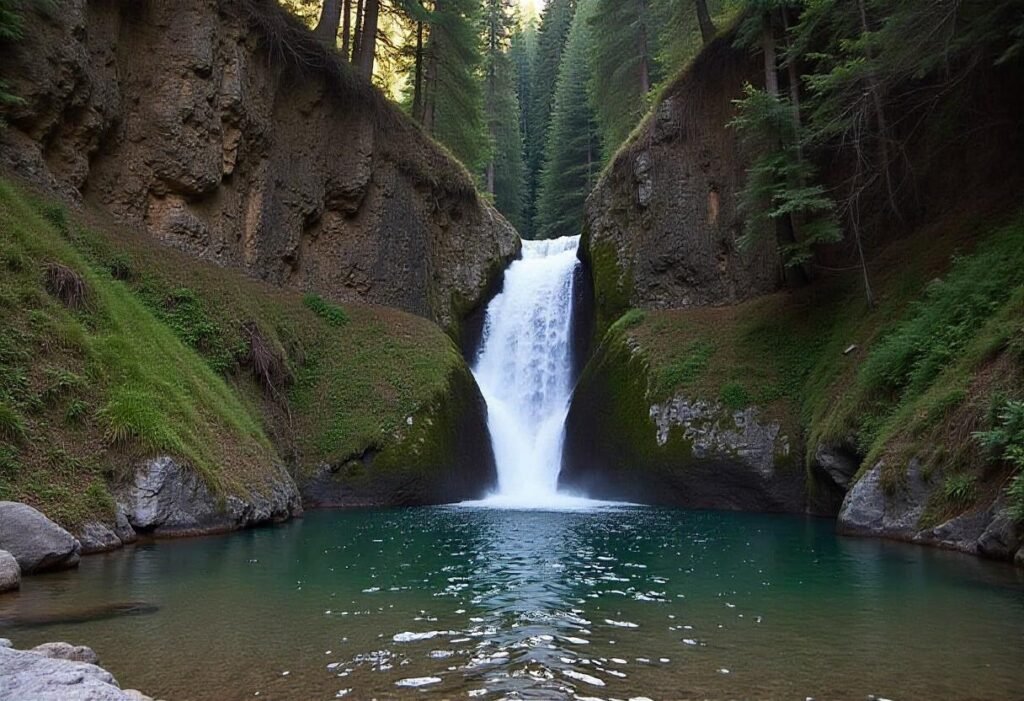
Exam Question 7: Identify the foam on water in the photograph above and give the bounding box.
[465,235,599,510]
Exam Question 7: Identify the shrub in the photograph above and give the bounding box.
[975,399,1024,520]
[303,293,349,327]
[719,382,751,411]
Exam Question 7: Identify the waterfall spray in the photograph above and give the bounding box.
[468,235,593,508]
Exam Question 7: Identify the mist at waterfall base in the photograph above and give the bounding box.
[466,235,598,509]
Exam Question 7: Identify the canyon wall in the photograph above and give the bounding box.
[580,37,779,334]
[0,0,519,336]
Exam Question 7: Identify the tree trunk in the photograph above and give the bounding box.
[762,22,779,97]
[314,0,344,47]
[356,0,379,79]
[694,0,715,44]
[637,0,651,94]
[486,162,495,195]
[412,20,425,122]
[857,0,901,220]
[351,0,364,67]
[341,0,352,60]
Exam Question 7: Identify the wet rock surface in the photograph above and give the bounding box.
[0,502,81,573]
[118,457,302,537]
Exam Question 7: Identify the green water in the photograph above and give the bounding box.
[1,506,1022,700]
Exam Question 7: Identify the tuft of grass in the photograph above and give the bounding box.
[44,262,90,309]
[0,401,27,444]
[303,293,349,327]
[612,309,646,332]
[942,473,977,508]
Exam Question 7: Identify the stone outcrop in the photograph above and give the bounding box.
[302,363,497,507]
[0,502,81,573]
[117,457,302,537]
[0,0,519,337]
[838,462,1024,563]
[560,334,840,514]
[75,512,138,555]
[0,550,20,593]
[0,639,159,701]
[580,36,779,333]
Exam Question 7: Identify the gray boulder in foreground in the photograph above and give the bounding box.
[118,457,302,537]
[0,640,155,701]
[0,502,81,573]
[0,550,19,593]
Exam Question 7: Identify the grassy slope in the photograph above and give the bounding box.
[598,201,1024,519]
[0,179,466,528]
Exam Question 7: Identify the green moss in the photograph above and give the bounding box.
[585,237,635,338]
[654,340,715,398]
[719,381,751,411]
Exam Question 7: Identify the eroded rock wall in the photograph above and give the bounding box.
[0,0,519,335]
[580,37,780,333]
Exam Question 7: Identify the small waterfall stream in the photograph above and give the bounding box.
[469,235,591,508]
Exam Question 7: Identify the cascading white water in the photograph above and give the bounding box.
[469,235,592,508]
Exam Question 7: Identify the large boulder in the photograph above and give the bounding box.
[0,550,20,593]
[118,457,302,537]
[0,502,80,573]
[0,641,147,701]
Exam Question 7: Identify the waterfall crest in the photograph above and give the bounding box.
[468,235,593,508]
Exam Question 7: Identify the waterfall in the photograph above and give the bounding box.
[468,235,592,508]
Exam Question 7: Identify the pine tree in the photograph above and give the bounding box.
[525,0,576,238]
[420,0,488,172]
[534,0,599,240]
[588,0,657,154]
[481,0,526,230]
[508,15,537,234]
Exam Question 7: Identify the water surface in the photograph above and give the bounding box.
[1,507,1022,700]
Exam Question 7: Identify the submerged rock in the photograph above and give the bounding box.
[118,457,302,537]
[0,550,20,593]
[0,501,81,573]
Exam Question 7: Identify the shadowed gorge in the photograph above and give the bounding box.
[1,0,1024,699]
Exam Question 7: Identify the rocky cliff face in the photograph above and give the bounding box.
[0,0,519,335]
[580,38,779,333]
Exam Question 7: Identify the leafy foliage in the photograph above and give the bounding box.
[976,400,1024,521]
[730,84,841,267]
